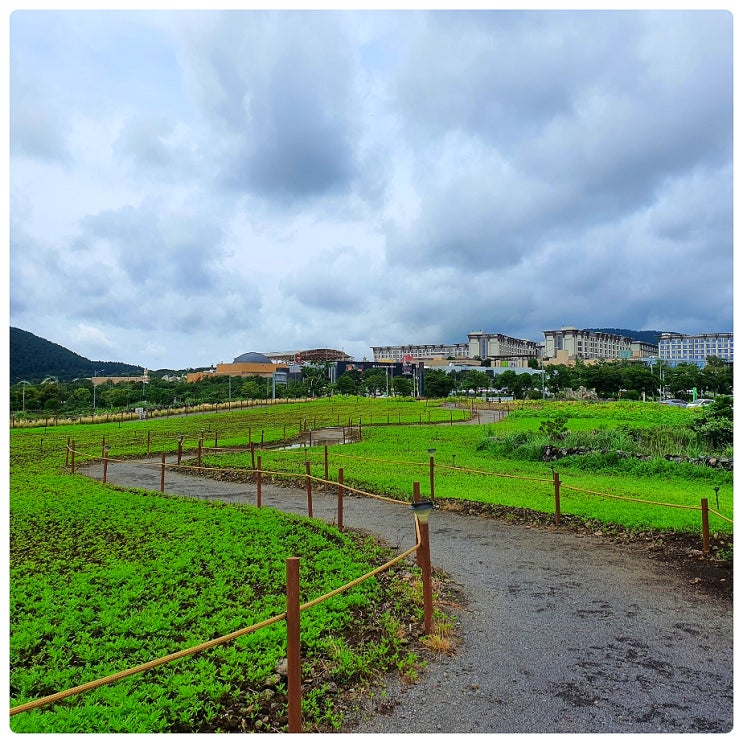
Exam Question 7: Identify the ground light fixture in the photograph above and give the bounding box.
[410,500,435,523]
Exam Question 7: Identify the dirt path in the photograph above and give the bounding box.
[80,455,733,734]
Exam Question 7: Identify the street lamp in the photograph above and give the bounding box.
[18,380,31,413]
[92,370,105,414]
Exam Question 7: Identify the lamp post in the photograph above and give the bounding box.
[92,370,105,414]
[411,496,435,634]
[18,380,31,413]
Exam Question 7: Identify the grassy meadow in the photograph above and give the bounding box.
[9,398,456,733]
[8,397,733,732]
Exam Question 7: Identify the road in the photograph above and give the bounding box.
[80,453,733,734]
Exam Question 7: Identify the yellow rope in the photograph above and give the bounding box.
[10,533,423,717]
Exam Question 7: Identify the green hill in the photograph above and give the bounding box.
[587,328,667,345]
[9,327,144,383]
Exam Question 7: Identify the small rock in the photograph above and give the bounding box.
[263,673,281,688]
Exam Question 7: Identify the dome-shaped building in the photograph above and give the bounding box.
[233,352,272,364]
[209,352,286,379]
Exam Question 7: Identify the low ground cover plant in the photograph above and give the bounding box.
[9,398,733,733]
[9,401,451,733]
[204,400,732,535]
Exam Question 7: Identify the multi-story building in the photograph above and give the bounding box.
[542,327,658,364]
[467,331,541,367]
[658,332,733,366]
[371,342,470,363]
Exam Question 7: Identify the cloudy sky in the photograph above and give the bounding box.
[7,4,734,370]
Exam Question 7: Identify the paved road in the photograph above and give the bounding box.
[80,455,733,734]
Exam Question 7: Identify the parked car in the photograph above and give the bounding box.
[658,399,688,407]
[686,398,714,407]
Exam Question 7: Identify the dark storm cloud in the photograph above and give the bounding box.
[179,11,359,201]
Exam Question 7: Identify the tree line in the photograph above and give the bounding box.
[9,357,733,419]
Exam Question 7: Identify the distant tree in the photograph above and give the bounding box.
[392,376,413,396]
[700,357,733,395]
[241,380,264,399]
[665,363,700,399]
[544,365,574,395]
[335,374,358,395]
[460,370,491,394]
[619,363,656,397]
[362,369,389,396]
[422,369,455,398]
[302,363,331,397]
[497,370,518,394]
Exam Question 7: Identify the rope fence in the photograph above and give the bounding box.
[10,488,431,735]
[66,433,733,555]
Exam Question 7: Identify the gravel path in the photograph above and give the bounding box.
[80,452,733,734]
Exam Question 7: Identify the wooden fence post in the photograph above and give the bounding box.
[337,468,344,532]
[305,461,313,518]
[256,456,262,508]
[413,482,433,635]
[250,442,255,470]
[286,557,302,733]
[429,454,435,501]
[701,498,710,555]
[553,470,561,525]
[197,439,202,469]
[102,447,109,484]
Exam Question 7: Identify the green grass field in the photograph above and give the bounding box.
[9,397,733,732]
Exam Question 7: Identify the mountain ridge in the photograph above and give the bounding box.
[10,327,146,384]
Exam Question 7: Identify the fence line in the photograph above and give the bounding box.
[10,520,424,719]
[559,482,704,511]
[68,443,732,527]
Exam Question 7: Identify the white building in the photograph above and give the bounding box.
[658,332,733,365]
[371,342,470,362]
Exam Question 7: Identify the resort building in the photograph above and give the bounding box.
[657,332,734,366]
[467,331,541,367]
[542,327,658,365]
[371,342,470,363]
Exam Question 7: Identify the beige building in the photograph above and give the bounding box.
[186,353,287,382]
[542,327,657,365]
[92,370,149,386]
[467,331,541,366]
